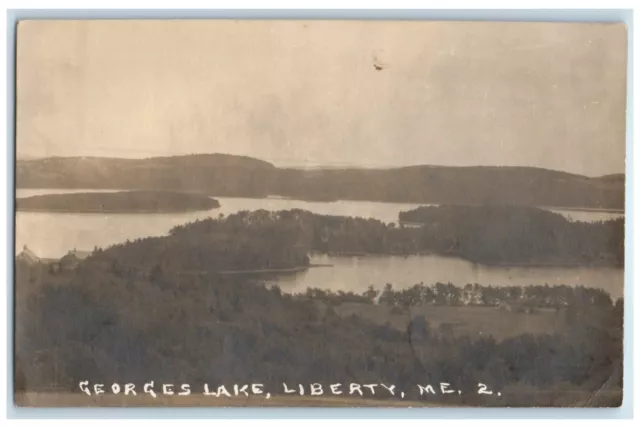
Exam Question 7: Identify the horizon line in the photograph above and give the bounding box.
[15,153,626,178]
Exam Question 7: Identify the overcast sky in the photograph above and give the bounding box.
[17,20,628,176]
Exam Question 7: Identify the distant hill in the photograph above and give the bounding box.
[16,154,625,210]
[273,165,625,209]
[594,173,626,185]
[16,154,276,197]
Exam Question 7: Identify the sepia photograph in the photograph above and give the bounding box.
[13,19,627,408]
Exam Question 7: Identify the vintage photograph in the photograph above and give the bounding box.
[14,20,626,407]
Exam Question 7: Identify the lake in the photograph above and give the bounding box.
[14,188,625,299]
[276,254,624,299]
[15,188,424,257]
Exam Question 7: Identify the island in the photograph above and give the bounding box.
[15,190,221,214]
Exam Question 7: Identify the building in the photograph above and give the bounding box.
[16,245,41,265]
[68,249,93,260]
[58,249,93,271]
[399,221,424,229]
[499,300,536,314]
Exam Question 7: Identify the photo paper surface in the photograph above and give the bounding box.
[14,20,627,408]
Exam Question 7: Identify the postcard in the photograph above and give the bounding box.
[14,20,627,407]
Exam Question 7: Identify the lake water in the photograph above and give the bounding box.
[15,188,424,257]
[276,254,624,300]
[14,188,625,299]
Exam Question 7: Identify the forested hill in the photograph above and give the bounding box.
[16,154,625,209]
[399,205,624,266]
[16,154,277,197]
[83,207,622,269]
[273,166,625,208]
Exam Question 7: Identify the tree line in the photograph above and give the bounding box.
[295,282,616,309]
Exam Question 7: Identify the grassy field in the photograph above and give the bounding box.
[14,392,437,408]
[14,389,622,408]
[332,303,567,340]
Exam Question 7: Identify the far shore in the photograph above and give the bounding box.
[217,264,332,276]
[15,207,218,214]
[540,205,625,214]
[15,187,625,213]
[15,190,220,214]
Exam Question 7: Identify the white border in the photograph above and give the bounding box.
[1,2,637,425]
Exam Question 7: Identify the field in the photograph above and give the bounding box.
[14,392,436,408]
[14,389,622,408]
[333,303,567,340]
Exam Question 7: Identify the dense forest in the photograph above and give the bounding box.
[14,208,624,406]
[399,205,624,266]
[161,207,623,267]
[15,260,623,407]
[84,210,312,274]
[16,190,220,213]
[16,154,625,209]
[51,207,624,276]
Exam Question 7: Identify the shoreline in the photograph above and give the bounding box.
[476,260,624,268]
[540,205,625,214]
[216,264,332,276]
[311,252,623,269]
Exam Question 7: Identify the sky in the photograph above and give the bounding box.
[16,20,628,176]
